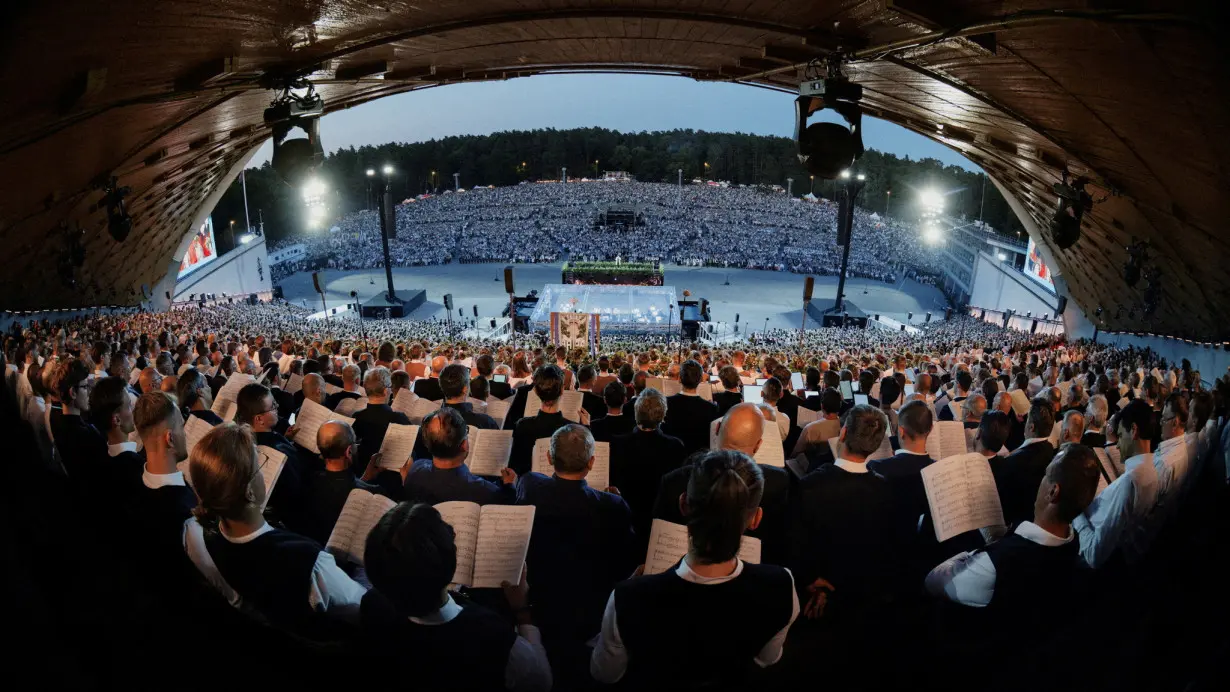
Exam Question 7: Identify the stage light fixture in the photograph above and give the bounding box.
[382,164,394,176]
[101,176,133,242]
[266,79,325,187]
[840,170,851,180]
[1049,171,1093,250]
[794,61,864,180]
[366,169,375,177]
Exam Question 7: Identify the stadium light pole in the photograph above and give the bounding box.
[885,189,891,217]
[809,175,814,195]
[831,171,868,316]
[366,169,375,210]
[786,178,793,197]
[378,165,397,302]
[453,172,460,192]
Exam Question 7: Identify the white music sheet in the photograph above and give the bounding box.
[184,414,215,456]
[377,423,420,470]
[926,421,971,462]
[325,489,395,566]
[525,389,584,422]
[467,429,514,477]
[921,452,1005,542]
[294,398,355,454]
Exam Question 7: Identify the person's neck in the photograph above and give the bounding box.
[839,448,869,464]
[220,510,266,540]
[324,457,350,472]
[1033,510,1071,539]
[899,434,927,455]
[977,447,996,458]
[606,408,622,416]
[554,469,587,481]
[105,427,126,445]
[682,387,697,395]
[685,551,738,579]
[144,443,178,475]
[63,403,83,416]
[251,423,273,434]
[432,455,466,470]
[638,424,657,432]
[368,394,389,405]
[540,402,561,414]
[443,396,466,406]
[344,382,358,391]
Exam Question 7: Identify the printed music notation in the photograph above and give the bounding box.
[921,453,1004,542]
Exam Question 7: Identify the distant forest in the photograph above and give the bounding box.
[210,127,1024,251]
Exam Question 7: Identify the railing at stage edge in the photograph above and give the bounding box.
[561,261,664,286]
[969,305,1064,336]
[171,290,274,309]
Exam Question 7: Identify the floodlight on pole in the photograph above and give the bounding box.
[856,173,866,181]
[382,164,394,176]
[366,169,375,177]
[840,169,851,179]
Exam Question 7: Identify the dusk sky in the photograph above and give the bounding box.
[249,74,978,172]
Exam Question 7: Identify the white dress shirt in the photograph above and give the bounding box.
[1073,452,1160,568]
[925,521,1074,607]
[142,464,186,489]
[182,518,367,622]
[834,458,870,473]
[590,557,800,684]
[411,594,552,691]
[1154,434,1188,510]
[108,440,138,457]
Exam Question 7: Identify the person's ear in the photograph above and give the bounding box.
[747,506,764,531]
[163,428,173,451]
[1047,480,1062,505]
[752,439,762,456]
[586,455,595,472]
[678,492,689,517]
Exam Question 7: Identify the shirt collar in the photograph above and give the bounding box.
[896,448,930,457]
[675,556,744,584]
[1020,437,1051,448]
[220,521,274,544]
[1014,520,1073,546]
[142,465,186,489]
[679,390,699,397]
[1157,435,1186,455]
[409,593,463,625]
[108,440,138,457]
[835,458,870,473]
[1125,452,1155,471]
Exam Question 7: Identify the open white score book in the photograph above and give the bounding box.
[925,421,972,462]
[210,373,255,422]
[485,398,512,428]
[646,377,714,402]
[466,428,515,476]
[376,423,419,470]
[531,438,610,488]
[184,414,215,457]
[435,502,535,588]
[294,398,355,454]
[326,489,396,566]
[643,519,761,575]
[920,452,1005,542]
[177,444,286,512]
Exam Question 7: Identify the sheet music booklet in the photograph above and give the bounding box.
[644,519,760,575]
[295,398,355,454]
[326,489,396,566]
[435,501,535,588]
[466,428,515,477]
[920,452,1004,542]
[926,421,971,462]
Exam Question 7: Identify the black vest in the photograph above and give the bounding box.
[982,530,1080,631]
[203,528,322,629]
[614,563,795,689]
[360,590,515,691]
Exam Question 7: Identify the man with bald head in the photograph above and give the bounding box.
[1059,410,1085,447]
[137,365,162,395]
[651,402,791,562]
[301,420,384,544]
[412,355,450,401]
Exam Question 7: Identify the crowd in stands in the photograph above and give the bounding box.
[269,182,941,285]
[5,299,1228,690]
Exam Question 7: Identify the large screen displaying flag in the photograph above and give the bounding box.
[1024,238,1056,293]
[178,217,218,278]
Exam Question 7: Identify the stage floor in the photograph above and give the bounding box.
[529,284,677,328]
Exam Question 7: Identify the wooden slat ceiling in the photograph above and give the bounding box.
[0,1,1225,338]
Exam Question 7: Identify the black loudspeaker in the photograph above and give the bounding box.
[504,266,515,294]
[900,324,906,332]
[874,314,880,321]
[458,308,463,317]
[735,313,741,323]
[907,311,913,321]
[707,324,714,334]
[925,312,932,323]
[473,305,478,317]
[1056,295,1068,315]
[444,293,453,311]
[490,318,497,329]
[1031,319,1038,334]
[734,324,739,333]
[312,271,323,294]
[165,291,171,300]
[803,276,815,301]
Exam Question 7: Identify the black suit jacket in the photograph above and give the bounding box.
[610,427,686,550]
[712,390,743,417]
[989,440,1055,526]
[662,393,720,457]
[590,412,635,443]
[1080,431,1106,448]
[323,389,361,411]
[485,377,514,401]
[653,461,791,564]
[799,391,825,412]
[777,392,802,428]
[510,411,570,475]
[580,390,607,421]
[352,404,412,472]
[412,377,444,402]
[503,383,535,430]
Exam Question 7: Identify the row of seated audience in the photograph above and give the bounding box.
[4,317,1228,690]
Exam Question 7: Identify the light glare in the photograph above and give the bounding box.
[382,164,394,175]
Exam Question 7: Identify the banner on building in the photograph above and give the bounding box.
[550,312,600,354]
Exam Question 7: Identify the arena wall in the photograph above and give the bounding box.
[969,250,1061,318]
[1097,333,1230,386]
[173,237,272,301]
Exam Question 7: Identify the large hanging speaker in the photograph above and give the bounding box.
[312,271,323,294]
[444,293,453,311]
[803,276,815,301]
[504,266,514,294]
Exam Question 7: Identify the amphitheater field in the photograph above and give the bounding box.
[279,262,950,333]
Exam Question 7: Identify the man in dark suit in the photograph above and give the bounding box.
[799,367,827,412]
[990,398,1057,526]
[349,366,411,471]
[411,364,500,461]
[858,369,881,409]
[300,421,385,544]
[317,354,344,388]
[576,364,608,422]
[792,404,899,621]
[772,365,803,428]
[208,355,235,401]
[131,391,195,576]
[938,370,973,421]
[662,359,720,456]
[235,382,310,530]
[653,402,791,563]
[510,365,579,475]
[475,353,513,400]
[610,387,686,549]
[402,407,516,505]
[712,365,743,417]
[83,376,145,501]
[621,370,648,418]
[867,399,936,585]
[411,355,449,401]
[323,363,363,410]
[516,424,635,663]
[590,380,635,443]
[1081,394,1109,448]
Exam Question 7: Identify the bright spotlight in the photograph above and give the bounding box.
[366,168,375,177]
[239,233,255,244]
[302,178,326,200]
[997,252,1007,261]
[840,169,851,179]
[856,173,866,181]
[382,164,394,175]
[923,224,942,244]
[919,189,945,211]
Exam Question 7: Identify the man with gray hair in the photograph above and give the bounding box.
[516,423,635,662]
[351,366,412,471]
[1082,395,1109,448]
[324,363,364,410]
[1059,410,1086,447]
[793,404,898,619]
[610,387,686,549]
